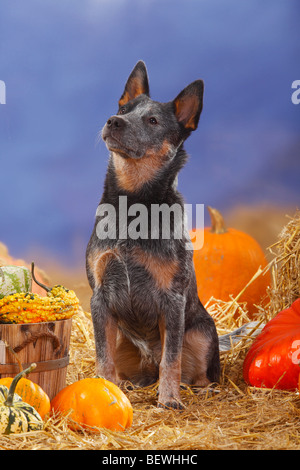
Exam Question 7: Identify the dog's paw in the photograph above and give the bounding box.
[157,399,184,411]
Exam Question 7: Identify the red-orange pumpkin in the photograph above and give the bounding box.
[190,207,270,317]
[51,377,133,432]
[243,298,300,390]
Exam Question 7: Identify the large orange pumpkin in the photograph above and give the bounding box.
[0,376,51,419]
[191,207,270,317]
[51,377,133,432]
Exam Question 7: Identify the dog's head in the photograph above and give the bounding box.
[102,61,204,162]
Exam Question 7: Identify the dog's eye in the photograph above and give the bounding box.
[118,107,126,115]
[149,117,158,125]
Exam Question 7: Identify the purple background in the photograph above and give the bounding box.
[0,0,299,266]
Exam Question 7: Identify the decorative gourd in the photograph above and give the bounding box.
[51,377,133,432]
[0,375,50,419]
[0,242,48,296]
[0,265,32,297]
[243,298,300,390]
[0,263,80,323]
[191,206,270,317]
[0,363,43,434]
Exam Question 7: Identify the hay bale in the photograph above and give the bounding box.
[268,209,300,316]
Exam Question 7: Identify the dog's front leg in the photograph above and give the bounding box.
[158,302,185,410]
[91,288,118,384]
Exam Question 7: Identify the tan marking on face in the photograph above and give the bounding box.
[112,140,172,192]
[88,249,119,287]
[131,246,178,290]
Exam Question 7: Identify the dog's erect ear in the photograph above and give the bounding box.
[119,61,150,107]
[173,80,204,131]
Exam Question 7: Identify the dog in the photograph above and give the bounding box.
[86,61,220,409]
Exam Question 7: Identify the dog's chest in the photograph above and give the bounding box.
[87,243,182,318]
[88,238,181,286]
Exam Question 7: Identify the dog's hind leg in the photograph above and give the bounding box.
[181,299,220,387]
[181,328,212,386]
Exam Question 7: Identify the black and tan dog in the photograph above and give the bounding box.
[86,61,220,409]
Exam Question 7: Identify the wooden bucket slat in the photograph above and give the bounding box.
[0,319,72,399]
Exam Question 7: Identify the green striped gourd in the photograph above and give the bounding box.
[0,265,32,298]
[0,364,43,434]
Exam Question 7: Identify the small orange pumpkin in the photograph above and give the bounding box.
[191,206,270,318]
[0,376,51,419]
[51,377,133,432]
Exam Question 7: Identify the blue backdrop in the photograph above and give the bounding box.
[0,0,299,265]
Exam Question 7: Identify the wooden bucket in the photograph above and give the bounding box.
[0,319,72,400]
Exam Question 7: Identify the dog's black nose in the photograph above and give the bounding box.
[106,116,124,129]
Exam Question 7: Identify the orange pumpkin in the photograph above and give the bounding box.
[0,376,51,419]
[243,298,300,390]
[51,377,133,432]
[190,207,270,318]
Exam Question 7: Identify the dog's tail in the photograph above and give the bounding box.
[218,321,264,352]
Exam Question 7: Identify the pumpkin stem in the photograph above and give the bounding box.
[4,363,37,407]
[31,262,51,293]
[207,206,227,234]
